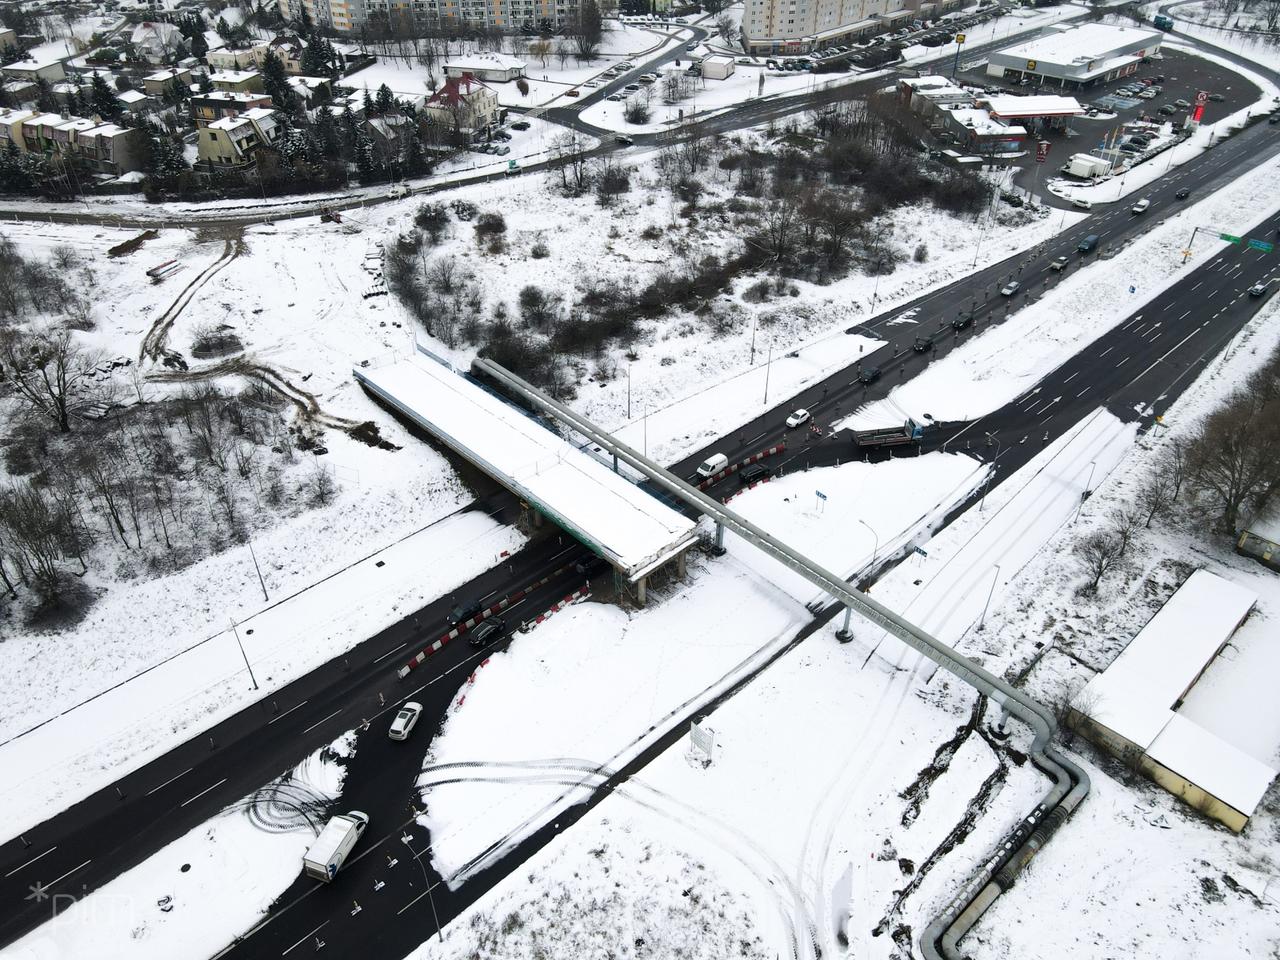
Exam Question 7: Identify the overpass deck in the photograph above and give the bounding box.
[355,347,697,582]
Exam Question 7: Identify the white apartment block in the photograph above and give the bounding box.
[741,0,961,54]
[277,0,579,32]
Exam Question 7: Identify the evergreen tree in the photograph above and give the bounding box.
[89,74,122,121]
[34,78,58,113]
[142,121,187,178]
[404,128,429,177]
[301,37,329,77]
[340,104,359,158]
[260,49,296,113]
[65,87,82,116]
[190,29,208,59]
[362,88,374,116]
[314,107,342,160]
[354,132,377,182]
[375,83,396,117]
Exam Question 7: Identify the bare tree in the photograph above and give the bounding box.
[1187,392,1280,531]
[0,328,111,433]
[1075,528,1126,595]
[1136,469,1174,528]
[0,482,76,602]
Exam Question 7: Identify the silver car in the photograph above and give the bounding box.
[388,702,423,741]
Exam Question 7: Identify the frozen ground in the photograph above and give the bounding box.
[841,143,1280,428]
[6,731,356,960]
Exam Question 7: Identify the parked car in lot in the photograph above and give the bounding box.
[624,83,641,91]
[388,702,423,741]
[1050,255,1070,271]
[607,93,624,101]
[468,617,505,649]
[1208,92,1224,101]
[786,408,812,428]
[1174,98,1191,108]
[1159,103,1178,115]
[510,120,531,130]
[1000,280,1020,296]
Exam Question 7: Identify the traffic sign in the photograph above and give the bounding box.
[1220,233,1242,244]
[1035,140,1051,163]
[816,490,827,501]
[956,32,966,43]
[1026,59,1037,71]
[912,545,929,557]
[1247,238,1275,252]
[1129,285,1136,293]
[1195,90,1208,104]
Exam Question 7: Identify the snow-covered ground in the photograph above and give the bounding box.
[7,731,356,960]
[842,142,1280,428]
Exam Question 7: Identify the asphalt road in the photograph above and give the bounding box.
[4,17,1280,958]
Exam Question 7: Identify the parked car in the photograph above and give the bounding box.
[624,83,641,92]
[607,93,625,101]
[468,617,505,649]
[510,120,531,130]
[1174,98,1191,108]
[1072,197,1093,210]
[388,702,423,741]
[1159,104,1178,115]
[786,408,812,428]
[1208,92,1224,101]
[1050,255,1070,271]
[1000,280,1020,296]
[448,598,485,625]
[739,463,773,486]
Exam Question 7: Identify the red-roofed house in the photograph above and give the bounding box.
[421,74,499,136]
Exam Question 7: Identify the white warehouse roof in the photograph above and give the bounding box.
[997,23,1161,69]
[1077,569,1275,817]
[356,349,697,581]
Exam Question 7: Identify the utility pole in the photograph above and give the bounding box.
[978,564,1001,631]
[230,619,259,690]
[762,339,773,406]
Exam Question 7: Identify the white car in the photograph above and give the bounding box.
[786,408,811,428]
[1072,197,1093,210]
[1000,280,1020,296]
[1131,198,1150,214]
[388,702,423,741]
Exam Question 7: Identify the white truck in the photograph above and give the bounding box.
[1063,153,1111,179]
[303,811,369,882]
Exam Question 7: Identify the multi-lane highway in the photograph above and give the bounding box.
[4,21,1280,960]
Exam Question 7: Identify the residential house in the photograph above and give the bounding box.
[441,53,525,83]
[268,36,306,74]
[117,89,154,115]
[210,70,265,94]
[287,75,332,107]
[421,74,499,136]
[366,113,411,166]
[143,68,193,98]
[2,80,37,107]
[131,21,185,65]
[206,43,269,71]
[197,106,280,169]
[0,28,19,54]
[190,90,273,128]
[2,58,67,84]
[0,106,145,175]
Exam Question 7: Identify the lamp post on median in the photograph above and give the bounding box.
[978,563,1001,631]
[1073,459,1097,524]
[858,518,879,569]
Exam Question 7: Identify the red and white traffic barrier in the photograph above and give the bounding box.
[520,584,591,631]
[722,474,772,503]
[696,443,786,490]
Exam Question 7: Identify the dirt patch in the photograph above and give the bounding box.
[108,230,159,257]
[347,420,400,451]
[191,325,244,360]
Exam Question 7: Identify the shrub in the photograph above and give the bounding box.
[414,203,450,243]
[913,243,928,263]
[475,211,507,242]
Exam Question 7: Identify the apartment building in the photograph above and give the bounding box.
[197,107,281,169]
[277,0,579,32]
[742,0,959,54]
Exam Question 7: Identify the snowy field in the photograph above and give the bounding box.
[843,142,1280,429]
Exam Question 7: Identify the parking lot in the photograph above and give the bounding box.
[961,46,1261,198]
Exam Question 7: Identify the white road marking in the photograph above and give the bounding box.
[144,767,193,797]
[267,700,309,725]
[302,709,342,735]
[46,859,91,888]
[373,643,407,664]
[180,778,227,808]
[282,921,328,957]
[3,846,57,878]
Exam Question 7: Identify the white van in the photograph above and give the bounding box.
[696,453,729,478]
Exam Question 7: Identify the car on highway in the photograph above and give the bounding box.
[1249,281,1270,297]
[1131,197,1151,213]
[913,336,931,352]
[449,598,485,625]
[1270,113,1280,124]
[615,134,634,145]
[858,367,882,384]
[739,463,773,486]
[1072,197,1093,210]
[951,312,973,331]
[468,617,505,649]
[388,702,423,741]
[1000,280,1020,296]
[1077,234,1100,254]
[1175,188,1191,199]
[786,408,812,428]
[1050,255,1070,271]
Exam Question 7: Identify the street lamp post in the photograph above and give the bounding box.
[401,832,444,943]
[230,619,259,691]
[837,519,879,642]
[1073,459,1097,524]
[762,339,773,406]
[978,563,1001,631]
[980,432,1002,512]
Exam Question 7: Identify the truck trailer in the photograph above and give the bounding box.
[303,811,369,881]
[853,418,924,449]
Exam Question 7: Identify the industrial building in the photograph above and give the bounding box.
[1069,569,1275,832]
[986,22,1162,89]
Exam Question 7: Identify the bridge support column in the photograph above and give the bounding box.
[532,508,544,528]
[836,606,854,643]
[677,548,688,580]
[712,520,727,556]
[636,576,647,606]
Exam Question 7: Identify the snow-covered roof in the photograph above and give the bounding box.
[118,89,149,104]
[355,350,698,580]
[210,69,260,84]
[1078,569,1274,815]
[441,52,525,71]
[901,75,954,90]
[983,94,1084,118]
[144,68,190,81]
[996,24,1161,68]
[949,108,1025,137]
[0,108,37,125]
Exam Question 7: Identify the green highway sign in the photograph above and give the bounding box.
[1220,233,1242,243]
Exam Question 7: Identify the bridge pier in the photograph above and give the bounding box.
[836,606,854,643]
[636,576,647,607]
[712,520,727,556]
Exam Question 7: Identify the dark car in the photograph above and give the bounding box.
[574,555,607,577]
[951,312,973,331]
[1270,114,1280,124]
[739,463,773,486]
[510,120,531,130]
[913,335,932,352]
[448,599,485,625]
[858,366,882,384]
[467,617,505,648]
[1175,188,1191,199]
